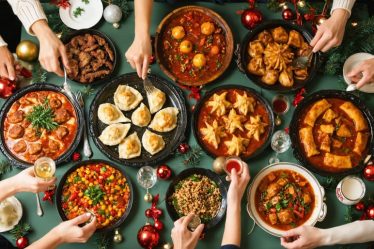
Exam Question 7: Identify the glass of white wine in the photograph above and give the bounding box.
[268,130,291,164]
[34,157,56,181]
[137,166,157,202]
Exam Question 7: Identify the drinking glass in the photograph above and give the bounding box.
[34,157,56,181]
[268,130,291,164]
[137,166,157,198]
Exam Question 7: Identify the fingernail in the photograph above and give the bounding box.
[10,77,14,80]
[85,213,91,217]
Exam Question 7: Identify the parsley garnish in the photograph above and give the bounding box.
[26,99,58,133]
[73,7,85,18]
[84,185,104,205]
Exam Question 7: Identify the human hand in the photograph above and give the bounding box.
[31,20,69,77]
[310,9,350,53]
[11,167,56,193]
[227,162,250,205]
[171,213,205,249]
[125,35,152,79]
[0,46,15,80]
[52,213,97,244]
[347,58,374,88]
[280,226,326,249]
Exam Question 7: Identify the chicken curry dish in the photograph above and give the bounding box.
[255,170,315,230]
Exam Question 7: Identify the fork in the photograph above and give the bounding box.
[76,91,93,158]
[62,67,74,100]
[292,51,313,69]
[143,76,156,95]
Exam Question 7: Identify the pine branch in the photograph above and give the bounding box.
[0,160,12,179]
[95,233,112,249]
[10,223,31,240]
[32,63,47,83]
[177,146,202,167]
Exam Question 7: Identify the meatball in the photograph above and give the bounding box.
[49,98,62,109]
[192,54,206,68]
[8,110,25,124]
[54,109,71,124]
[171,26,185,40]
[55,126,69,139]
[201,22,215,35]
[29,143,42,155]
[47,140,60,153]
[24,127,40,142]
[8,125,25,139]
[179,40,192,54]
[13,140,27,153]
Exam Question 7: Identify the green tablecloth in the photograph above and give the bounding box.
[1,2,374,249]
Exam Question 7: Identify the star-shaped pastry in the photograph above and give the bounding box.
[245,115,268,141]
[224,135,249,156]
[206,92,232,116]
[200,120,226,149]
[233,91,256,115]
[222,109,245,134]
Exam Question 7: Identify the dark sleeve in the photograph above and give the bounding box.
[221,245,240,249]
[0,235,16,249]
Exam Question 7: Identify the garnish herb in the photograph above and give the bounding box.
[26,99,58,133]
[84,185,104,205]
[73,7,85,18]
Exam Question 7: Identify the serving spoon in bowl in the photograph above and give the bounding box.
[346,83,358,92]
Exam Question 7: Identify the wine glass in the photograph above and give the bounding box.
[137,166,157,202]
[268,130,291,164]
[272,95,290,126]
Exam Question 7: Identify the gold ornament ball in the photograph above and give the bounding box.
[113,229,123,243]
[16,40,39,62]
[113,22,120,29]
[212,156,226,175]
[297,0,306,8]
[163,242,173,249]
[275,115,282,126]
[144,192,153,202]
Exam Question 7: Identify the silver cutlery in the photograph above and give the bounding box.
[143,76,156,95]
[76,91,93,158]
[346,84,357,92]
[35,193,43,216]
[62,67,74,100]
[292,51,313,69]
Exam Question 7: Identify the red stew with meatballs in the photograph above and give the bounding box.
[3,91,78,163]
[255,170,315,230]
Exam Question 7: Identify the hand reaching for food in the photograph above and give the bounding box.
[280,226,324,249]
[310,9,350,53]
[0,46,15,80]
[125,35,152,80]
[171,213,205,249]
[347,58,374,88]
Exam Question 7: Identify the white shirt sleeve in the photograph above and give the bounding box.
[324,220,374,245]
[6,0,47,35]
[331,0,356,16]
[0,36,8,47]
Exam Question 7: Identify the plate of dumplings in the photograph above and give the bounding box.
[89,73,187,167]
[193,85,274,160]
[240,21,320,92]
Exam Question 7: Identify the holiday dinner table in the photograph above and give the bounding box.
[1,1,374,249]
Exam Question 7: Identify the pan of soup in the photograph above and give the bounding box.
[155,6,234,86]
[0,83,83,168]
[247,162,326,237]
[290,90,374,176]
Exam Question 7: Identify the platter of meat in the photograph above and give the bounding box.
[64,29,117,84]
[0,83,84,168]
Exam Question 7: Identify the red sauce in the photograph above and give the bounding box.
[273,99,288,114]
[197,88,270,158]
[226,160,241,173]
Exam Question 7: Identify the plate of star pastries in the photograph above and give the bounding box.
[240,21,320,92]
[89,73,187,167]
[193,85,274,160]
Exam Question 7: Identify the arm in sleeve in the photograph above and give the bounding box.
[331,0,356,16]
[0,36,8,47]
[324,220,374,245]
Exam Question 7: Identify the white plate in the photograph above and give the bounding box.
[0,196,23,232]
[343,52,374,93]
[59,0,103,30]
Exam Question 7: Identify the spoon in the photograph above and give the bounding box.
[35,193,43,217]
[346,84,357,92]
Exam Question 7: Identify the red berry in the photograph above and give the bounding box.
[178,143,190,154]
[354,201,365,211]
[16,237,28,249]
[145,208,153,218]
[154,219,164,231]
[72,152,81,162]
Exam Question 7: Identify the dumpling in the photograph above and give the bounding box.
[279,69,294,87]
[261,70,279,85]
[147,88,166,114]
[245,115,268,141]
[320,124,334,134]
[200,120,226,149]
[323,153,352,168]
[233,91,255,115]
[149,107,179,132]
[353,132,369,156]
[288,30,304,48]
[142,129,165,155]
[118,132,141,159]
[294,68,308,80]
[206,92,231,116]
[336,124,352,137]
[339,102,368,132]
[271,26,288,43]
[248,40,264,57]
[99,123,131,146]
[257,30,273,46]
[131,103,151,127]
[318,131,331,152]
[303,99,331,127]
[264,43,294,71]
[224,135,249,156]
[114,85,143,111]
[247,57,265,76]
[98,103,130,125]
[322,109,337,123]
[223,109,245,134]
[299,127,319,157]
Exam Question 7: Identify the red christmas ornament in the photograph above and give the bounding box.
[292,88,306,107]
[16,237,28,249]
[42,186,56,204]
[359,212,367,220]
[241,9,263,30]
[366,205,374,220]
[282,8,294,21]
[145,208,153,218]
[154,219,164,231]
[72,152,81,162]
[149,55,156,65]
[137,224,160,249]
[152,208,162,219]
[178,143,190,154]
[354,201,365,212]
[156,165,171,180]
[50,0,70,9]
[363,164,374,181]
[0,78,17,99]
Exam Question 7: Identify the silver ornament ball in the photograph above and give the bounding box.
[103,4,122,24]
[113,22,120,29]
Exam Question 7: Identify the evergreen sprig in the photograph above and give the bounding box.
[95,232,112,249]
[177,146,202,167]
[0,160,12,179]
[32,63,47,83]
[10,223,32,240]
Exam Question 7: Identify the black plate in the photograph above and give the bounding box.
[89,73,187,167]
[290,90,374,176]
[62,29,118,86]
[192,85,274,161]
[0,83,84,169]
[165,168,227,230]
[240,20,320,93]
[55,159,133,233]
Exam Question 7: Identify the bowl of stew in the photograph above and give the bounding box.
[155,6,234,86]
[247,162,326,237]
